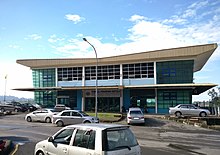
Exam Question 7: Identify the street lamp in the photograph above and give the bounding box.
[83,38,98,118]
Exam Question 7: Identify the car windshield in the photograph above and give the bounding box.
[79,111,89,116]
[104,127,138,151]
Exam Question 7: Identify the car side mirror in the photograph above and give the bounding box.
[48,136,54,143]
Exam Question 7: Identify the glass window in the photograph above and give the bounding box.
[58,67,82,81]
[123,62,154,79]
[72,111,82,117]
[86,65,120,80]
[61,112,71,116]
[104,127,138,151]
[73,129,96,150]
[53,129,74,145]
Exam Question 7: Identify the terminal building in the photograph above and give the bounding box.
[15,43,218,114]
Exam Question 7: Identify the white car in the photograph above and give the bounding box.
[52,110,99,127]
[169,104,210,117]
[25,108,58,123]
[127,107,145,125]
[34,123,141,155]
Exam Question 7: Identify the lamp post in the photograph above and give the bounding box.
[83,38,98,118]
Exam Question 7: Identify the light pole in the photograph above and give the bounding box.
[83,38,98,118]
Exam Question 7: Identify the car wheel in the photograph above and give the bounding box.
[175,111,182,117]
[56,121,64,127]
[200,112,207,117]
[0,108,5,112]
[45,117,51,123]
[36,150,45,155]
[27,116,32,122]
[83,120,91,123]
[14,108,19,112]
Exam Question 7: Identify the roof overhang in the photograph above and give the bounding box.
[16,43,218,72]
[13,83,217,95]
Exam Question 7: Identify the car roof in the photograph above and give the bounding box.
[65,123,130,130]
[60,110,80,112]
[129,107,142,111]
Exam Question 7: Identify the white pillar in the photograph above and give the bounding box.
[82,93,85,111]
[120,89,123,112]
[155,88,158,114]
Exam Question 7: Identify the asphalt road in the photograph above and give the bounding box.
[1,113,220,155]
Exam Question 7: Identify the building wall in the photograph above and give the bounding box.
[157,89,192,114]
[156,60,194,84]
[31,60,195,113]
[33,68,56,107]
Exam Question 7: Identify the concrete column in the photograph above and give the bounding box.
[155,88,158,114]
[120,89,123,112]
[81,92,85,111]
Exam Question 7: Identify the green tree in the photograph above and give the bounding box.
[208,88,220,116]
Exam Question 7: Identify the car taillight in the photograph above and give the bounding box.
[140,116,144,119]
[128,117,132,119]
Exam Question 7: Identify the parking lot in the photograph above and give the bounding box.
[1,113,220,155]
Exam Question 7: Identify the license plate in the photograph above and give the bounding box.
[134,117,139,120]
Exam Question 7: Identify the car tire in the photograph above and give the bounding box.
[45,117,51,123]
[199,112,207,117]
[14,108,19,112]
[0,108,5,112]
[83,120,91,123]
[27,116,32,122]
[56,120,64,127]
[175,111,182,117]
[36,150,45,155]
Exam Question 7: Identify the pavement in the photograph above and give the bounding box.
[1,112,220,155]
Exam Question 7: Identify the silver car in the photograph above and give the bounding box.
[52,110,99,127]
[25,108,58,123]
[169,104,210,117]
[127,107,145,125]
[34,123,141,155]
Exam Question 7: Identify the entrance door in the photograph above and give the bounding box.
[146,98,156,113]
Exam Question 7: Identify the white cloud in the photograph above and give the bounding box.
[65,14,85,24]
[48,35,65,43]
[129,14,147,22]
[26,34,42,40]
[8,44,22,50]
[0,62,33,99]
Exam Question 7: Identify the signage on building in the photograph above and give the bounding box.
[84,89,121,97]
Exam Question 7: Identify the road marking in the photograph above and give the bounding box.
[10,144,19,155]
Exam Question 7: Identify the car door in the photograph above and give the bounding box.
[37,110,48,121]
[31,111,42,121]
[71,111,84,124]
[46,128,74,155]
[68,129,96,155]
[179,105,189,115]
[60,111,72,125]
[188,105,198,116]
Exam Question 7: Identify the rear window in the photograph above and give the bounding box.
[130,110,142,115]
[102,127,138,151]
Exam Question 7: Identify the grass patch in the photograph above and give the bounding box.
[86,112,122,122]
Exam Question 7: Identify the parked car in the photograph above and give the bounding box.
[54,104,71,112]
[34,123,141,155]
[25,108,58,123]
[126,107,145,125]
[22,103,38,112]
[0,102,22,113]
[10,101,28,112]
[169,104,210,117]
[52,110,99,127]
